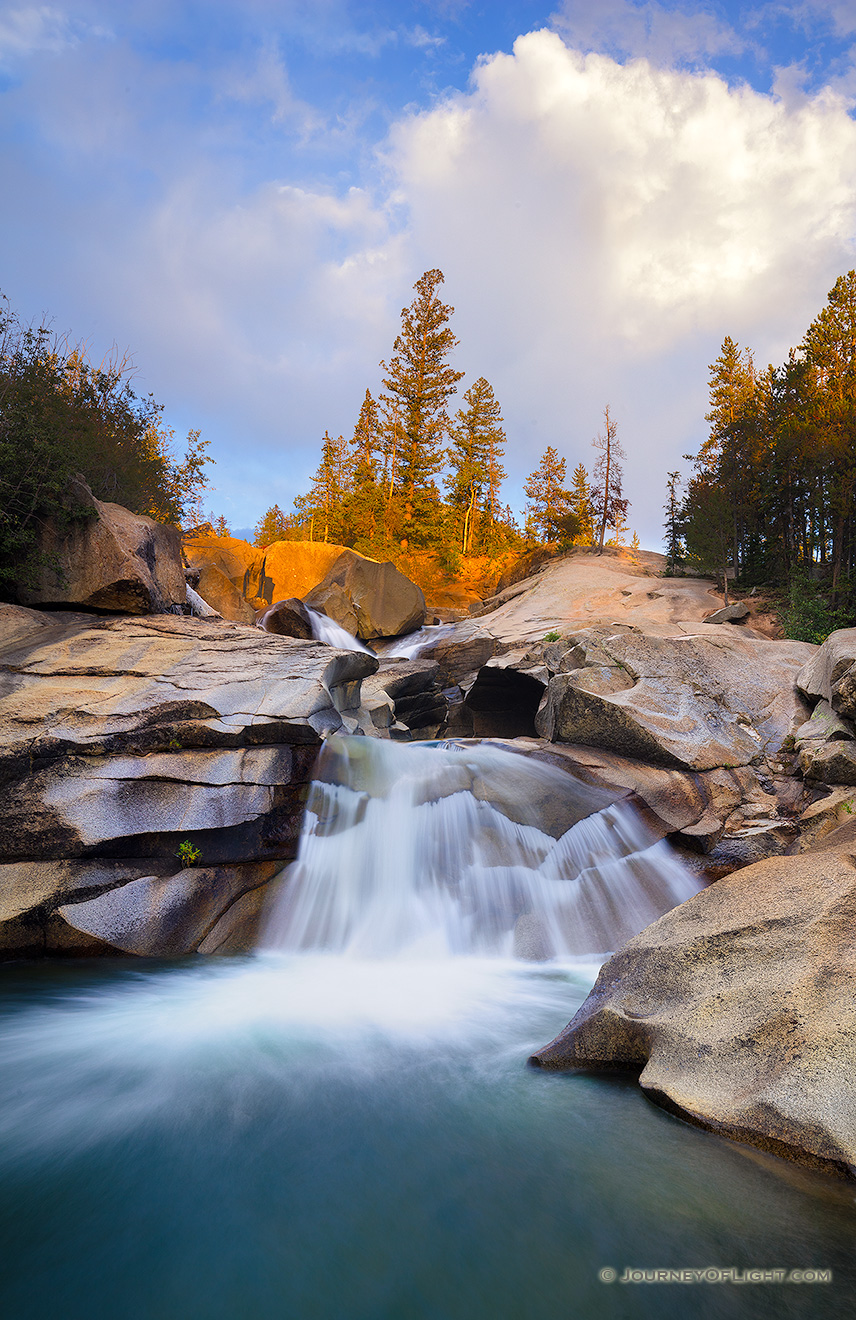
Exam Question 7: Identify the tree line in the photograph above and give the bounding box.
[671,269,856,639]
[0,293,212,593]
[254,269,632,560]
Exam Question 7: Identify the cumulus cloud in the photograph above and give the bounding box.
[6,15,856,541]
[383,29,856,533]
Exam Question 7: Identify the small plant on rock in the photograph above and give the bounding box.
[176,839,201,868]
[544,630,560,643]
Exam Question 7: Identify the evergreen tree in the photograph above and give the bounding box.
[569,463,595,544]
[700,336,757,578]
[801,270,856,597]
[682,476,732,603]
[304,431,350,543]
[379,269,464,548]
[524,446,572,542]
[663,471,683,572]
[343,389,383,545]
[253,504,290,545]
[445,377,505,554]
[591,406,629,552]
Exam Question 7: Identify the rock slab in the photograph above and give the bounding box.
[530,851,856,1178]
[534,627,813,770]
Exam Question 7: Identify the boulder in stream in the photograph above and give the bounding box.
[529,847,856,1178]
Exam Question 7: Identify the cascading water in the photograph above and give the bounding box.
[372,622,455,659]
[261,737,702,959]
[304,605,374,654]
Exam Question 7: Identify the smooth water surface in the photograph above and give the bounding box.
[1,953,854,1320]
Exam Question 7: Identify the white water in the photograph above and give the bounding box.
[261,737,703,959]
[373,623,455,659]
[305,605,374,654]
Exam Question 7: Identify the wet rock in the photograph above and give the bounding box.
[55,860,281,956]
[416,621,498,687]
[513,912,554,961]
[361,659,446,736]
[257,597,315,639]
[0,605,377,957]
[529,851,856,1179]
[17,477,185,615]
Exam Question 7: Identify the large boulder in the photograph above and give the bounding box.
[182,527,258,588]
[0,603,377,958]
[530,849,856,1178]
[195,563,256,624]
[534,626,814,770]
[305,551,426,639]
[796,628,856,713]
[244,540,354,607]
[18,477,185,615]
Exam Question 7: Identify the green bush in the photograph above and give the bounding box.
[778,573,852,645]
[175,840,202,868]
[0,293,212,594]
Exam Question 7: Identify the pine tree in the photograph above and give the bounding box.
[379,269,464,548]
[700,336,756,579]
[569,463,595,544]
[445,377,506,554]
[344,389,383,545]
[253,503,290,546]
[663,471,683,572]
[524,446,573,542]
[800,270,856,596]
[591,405,628,553]
[303,431,350,543]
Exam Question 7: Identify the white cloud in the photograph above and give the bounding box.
[381,29,856,537]
[220,40,324,136]
[7,18,856,544]
[0,5,76,63]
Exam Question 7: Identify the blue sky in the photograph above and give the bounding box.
[3,1,856,545]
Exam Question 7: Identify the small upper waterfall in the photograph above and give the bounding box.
[261,737,703,959]
[305,606,374,654]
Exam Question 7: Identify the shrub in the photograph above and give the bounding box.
[175,840,202,868]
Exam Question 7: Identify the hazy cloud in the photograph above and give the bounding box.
[549,0,746,65]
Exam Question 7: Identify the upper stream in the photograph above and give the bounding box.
[1,738,854,1319]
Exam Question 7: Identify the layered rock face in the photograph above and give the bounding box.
[0,604,376,958]
[532,626,813,770]
[18,478,186,615]
[529,848,856,1178]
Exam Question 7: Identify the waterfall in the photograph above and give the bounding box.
[305,606,374,655]
[261,737,703,959]
[373,623,455,659]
